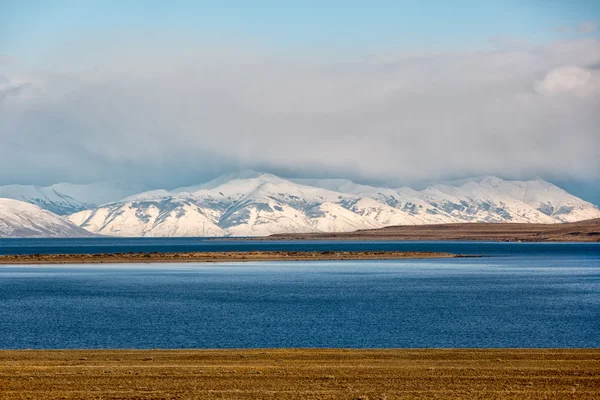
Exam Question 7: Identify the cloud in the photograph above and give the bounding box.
[0,54,15,65]
[556,26,570,34]
[488,36,530,50]
[1,38,600,188]
[578,22,597,33]
[534,65,596,95]
[0,78,33,100]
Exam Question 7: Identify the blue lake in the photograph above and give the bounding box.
[1,242,599,349]
[1,237,599,257]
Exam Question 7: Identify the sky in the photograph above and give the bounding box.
[1,1,599,204]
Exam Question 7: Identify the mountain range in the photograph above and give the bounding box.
[0,171,599,237]
[0,198,93,238]
[0,182,145,215]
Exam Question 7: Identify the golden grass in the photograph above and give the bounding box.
[1,349,599,399]
[0,251,455,265]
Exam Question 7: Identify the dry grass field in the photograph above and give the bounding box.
[266,218,600,242]
[1,349,599,399]
[0,251,455,265]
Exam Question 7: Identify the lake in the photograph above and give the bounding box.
[1,237,599,256]
[1,241,599,349]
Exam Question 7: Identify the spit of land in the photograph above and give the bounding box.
[0,250,458,264]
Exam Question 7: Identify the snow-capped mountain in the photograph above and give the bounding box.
[0,198,94,238]
[68,173,371,237]
[0,182,145,215]
[65,171,600,237]
[414,176,598,223]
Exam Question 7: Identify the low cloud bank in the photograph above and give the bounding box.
[1,38,599,190]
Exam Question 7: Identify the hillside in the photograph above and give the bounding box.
[266,218,600,242]
[0,182,144,215]
[0,198,94,238]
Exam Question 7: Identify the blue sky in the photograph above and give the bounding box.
[1,1,599,205]
[2,0,599,59]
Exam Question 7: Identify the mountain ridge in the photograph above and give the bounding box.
[0,198,95,238]
[58,172,600,237]
[0,182,146,215]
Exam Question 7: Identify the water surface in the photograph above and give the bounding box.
[1,237,599,257]
[1,250,598,349]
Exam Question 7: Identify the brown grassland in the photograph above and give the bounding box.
[264,218,600,242]
[1,349,599,399]
[0,251,456,265]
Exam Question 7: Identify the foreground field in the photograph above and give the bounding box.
[0,349,598,399]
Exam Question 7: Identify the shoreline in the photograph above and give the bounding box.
[260,219,600,242]
[0,250,459,265]
[1,349,598,399]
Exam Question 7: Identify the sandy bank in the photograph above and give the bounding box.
[0,250,459,264]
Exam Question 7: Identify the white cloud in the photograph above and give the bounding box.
[1,39,599,187]
[488,36,532,51]
[578,22,597,33]
[0,77,34,101]
[535,65,594,95]
[0,54,15,65]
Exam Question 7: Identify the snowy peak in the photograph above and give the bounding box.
[0,182,144,215]
[290,178,371,194]
[61,173,600,237]
[0,184,82,215]
[4,173,597,238]
[199,173,291,197]
[0,198,94,238]
[68,199,227,237]
[173,170,269,193]
[432,176,596,222]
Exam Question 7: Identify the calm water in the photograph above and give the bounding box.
[1,244,599,349]
[1,237,599,257]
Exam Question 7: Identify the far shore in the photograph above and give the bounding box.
[0,250,460,265]
[260,218,600,242]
